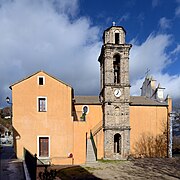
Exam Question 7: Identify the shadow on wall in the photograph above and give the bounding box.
[13,127,21,156]
[133,132,168,158]
[132,120,168,158]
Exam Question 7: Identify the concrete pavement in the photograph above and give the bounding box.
[0,145,25,180]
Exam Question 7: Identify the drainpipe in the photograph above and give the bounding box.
[168,112,175,158]
[165,96,172,158]
[168,112,172,158]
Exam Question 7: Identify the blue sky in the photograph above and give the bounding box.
[79,0,180,73]
[0,0,180,107]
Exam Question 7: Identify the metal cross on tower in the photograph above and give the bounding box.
[145,68,150,77]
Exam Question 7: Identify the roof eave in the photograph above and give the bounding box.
[9,70,73,90]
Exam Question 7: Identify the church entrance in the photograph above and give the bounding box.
[114,133,121,154]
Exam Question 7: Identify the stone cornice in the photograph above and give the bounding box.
[103,126,131,131]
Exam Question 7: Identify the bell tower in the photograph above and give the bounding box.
[98,25,132,159]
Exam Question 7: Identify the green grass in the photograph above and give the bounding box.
[97,159,126,163]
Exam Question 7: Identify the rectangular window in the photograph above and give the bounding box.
[39,137,49,157]
[38,76,45,85]
[39,77,44,85]
[38,97,47,112]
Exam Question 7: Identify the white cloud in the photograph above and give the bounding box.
[175,6,180,16]
[130,78,144,96]
[119,13,130,22]
[129,33,180,100]
[175,0,180,16]
[50,0,79,16]
[130,33,171,82]
[171,44,180,55]
[0,0,101,106]
[159,17,171,30]
[153,73,180,99]
[0,0,180,107]
[131,73,180,100]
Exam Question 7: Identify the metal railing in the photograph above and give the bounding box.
[91,120,103,136]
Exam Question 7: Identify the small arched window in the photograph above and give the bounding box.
[114,133,121,154]
[115,106,120,115]
[82,105,89,114]
[113,54,120,84]
[80,105,89,121]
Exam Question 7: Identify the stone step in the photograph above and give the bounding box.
[86,139,96,163]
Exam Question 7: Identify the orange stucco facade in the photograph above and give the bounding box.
[10,25,173,164]
[12,71,74,163]
[11,71,171,164]
[130,106,169,154]
[73,104,103,163]
[11,71,104,164]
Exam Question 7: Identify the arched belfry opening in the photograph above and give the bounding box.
[114,133,121,154]
[115,33,119,44]
[113,54,120,84]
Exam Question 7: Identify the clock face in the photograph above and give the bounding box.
[114,89,121,97]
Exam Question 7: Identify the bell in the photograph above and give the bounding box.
[114,65,118,71]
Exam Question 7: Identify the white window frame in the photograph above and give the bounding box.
[37,135,50,159]
[37,76,45,85]
[82,105,89,114]
[37,96,47,112]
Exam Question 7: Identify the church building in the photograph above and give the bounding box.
[10,25,172,165]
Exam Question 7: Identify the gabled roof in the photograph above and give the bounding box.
[10,70,72,89]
